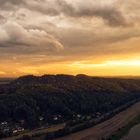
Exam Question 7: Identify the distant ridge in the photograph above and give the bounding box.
[8,74,140,94]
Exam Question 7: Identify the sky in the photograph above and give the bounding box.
[0,0,140,77]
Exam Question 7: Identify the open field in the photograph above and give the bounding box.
[55,101,140,140]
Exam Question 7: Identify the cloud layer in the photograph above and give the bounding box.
[0,0,140,76]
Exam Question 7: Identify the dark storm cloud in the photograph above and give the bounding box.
[23,0,129,27]
[58,0,129,27]
[0,0,25,10]
[0,0,131,27]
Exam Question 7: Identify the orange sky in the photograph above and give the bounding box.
[0,0,140,77]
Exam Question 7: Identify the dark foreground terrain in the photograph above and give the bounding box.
[0,74,140,139]
[0,78,14,85]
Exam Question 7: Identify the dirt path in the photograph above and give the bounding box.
[55,102,140,140]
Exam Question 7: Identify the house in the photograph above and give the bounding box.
[1,122,8,125]
[53,116,58,121]
[53,114,62,121]
[12,129,18,134]
[12,125,24,134]
[39,117,44,121]
[17,127,24,132]
[77,114,81,118]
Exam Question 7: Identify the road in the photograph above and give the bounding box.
[55,102,140,140]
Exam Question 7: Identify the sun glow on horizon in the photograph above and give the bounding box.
[1,58,140,77]
[68,59,140,68]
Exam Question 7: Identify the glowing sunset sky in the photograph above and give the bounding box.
[0,0,140,77]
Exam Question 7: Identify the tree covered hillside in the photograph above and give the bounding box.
[0,74,140,129]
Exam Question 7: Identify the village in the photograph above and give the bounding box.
[0,121,25,137]
[0,112,103,139]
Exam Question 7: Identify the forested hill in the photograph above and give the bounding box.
[0,74,140,129]
[9,74,140,93]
